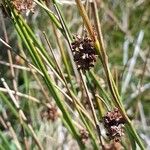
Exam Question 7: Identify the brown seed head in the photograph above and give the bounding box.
[71,35,97,71]
[103,108,126,142]
[12,0,34,13]
[41,105,58,122]
[79,129,89,144]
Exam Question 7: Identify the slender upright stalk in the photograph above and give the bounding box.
[75,0,145,149]
[79,70,104,148]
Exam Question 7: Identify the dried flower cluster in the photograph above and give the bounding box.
[41,105,58,122]
[79,129,89,144]
[12,0,34,12]
[103,108,126,142]
[71,35,97,71]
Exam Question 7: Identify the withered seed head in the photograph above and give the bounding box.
[71,35,97,71]
[12,0,34,13]
[103,108,126,142]
[41,105,58,122]
[79,129,89,144]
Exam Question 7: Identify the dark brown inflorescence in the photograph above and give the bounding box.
[79,129,89,144]
[12,0,34,13]
[41,105,58,122]
[103,108,126,142]
[71,35,97,71]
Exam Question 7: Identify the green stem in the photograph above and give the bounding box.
[75,0,145,149]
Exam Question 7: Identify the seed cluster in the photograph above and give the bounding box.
[103,108,126,142]
[79,129,89,144]
[12,0,34,12]
[41,105,58,122]
[71,35,97,71]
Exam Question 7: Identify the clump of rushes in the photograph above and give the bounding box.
[41,105,58,122]
[79,129,89,144]
[71,34,97,71]
[12,0,34,12]
[103,108,126,142]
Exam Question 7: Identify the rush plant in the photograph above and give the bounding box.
[0,0,149,149]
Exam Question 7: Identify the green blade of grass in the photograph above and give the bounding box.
[74,0,145,149]
[0,130,11,150]
[9,7,85,149]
